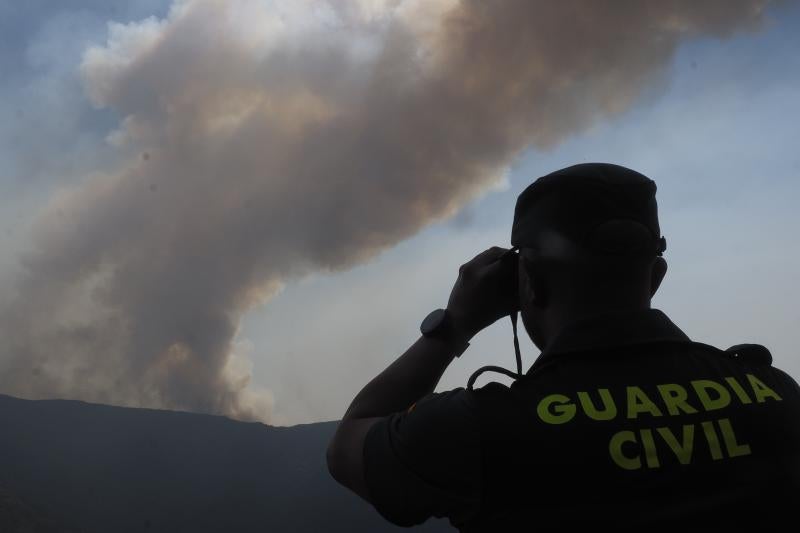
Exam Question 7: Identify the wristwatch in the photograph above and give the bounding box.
[420,308,470,356]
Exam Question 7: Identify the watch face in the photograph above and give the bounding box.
[421,308,446,336]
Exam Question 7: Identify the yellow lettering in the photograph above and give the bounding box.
[609,431,641,470]
[656,425,695,465]
[626,386,663,419]
[657,383,699,416]
[691,380,731,411]
[537,394,576,424]
[725,377,753,404]
[701,420,723,460]
[577,389,617,421]
[747,374,782,403]
[718,418,752,458]
[640,429,660,468]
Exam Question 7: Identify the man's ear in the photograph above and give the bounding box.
[650,257,668,298]
[520,256,547,307]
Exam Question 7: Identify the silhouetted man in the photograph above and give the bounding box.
[327,163,800,531]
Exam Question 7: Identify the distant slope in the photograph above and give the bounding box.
[0,487,72,533]
[0,395,451,533]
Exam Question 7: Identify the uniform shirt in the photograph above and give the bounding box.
[362,308,800,531]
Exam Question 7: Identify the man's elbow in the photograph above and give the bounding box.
[325,417,381,503]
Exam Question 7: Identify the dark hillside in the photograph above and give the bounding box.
[0,395,450,532]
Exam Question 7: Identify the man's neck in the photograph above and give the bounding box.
[543,301,651,351]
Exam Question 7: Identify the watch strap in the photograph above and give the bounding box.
[421,308,471,357]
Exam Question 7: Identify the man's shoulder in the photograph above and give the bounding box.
[381,383,521,448]
[412,382,514,410]
[467,380,517,404]
[409,386,475,412]
[374,388,480,450]
[692,341,800,394]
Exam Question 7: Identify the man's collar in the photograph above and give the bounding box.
[528,308,692,373]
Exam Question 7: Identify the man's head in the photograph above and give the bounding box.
[510,163,668,350]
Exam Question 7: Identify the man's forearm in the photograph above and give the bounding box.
[341,333,469,420]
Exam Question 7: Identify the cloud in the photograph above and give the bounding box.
[0,0,774,422]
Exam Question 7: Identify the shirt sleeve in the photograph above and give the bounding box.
[362,387,482,528]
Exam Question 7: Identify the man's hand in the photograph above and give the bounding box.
[446,246,520,340]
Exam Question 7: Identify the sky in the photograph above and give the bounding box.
[0,0,798,426]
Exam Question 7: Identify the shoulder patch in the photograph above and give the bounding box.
[725,343,773,366]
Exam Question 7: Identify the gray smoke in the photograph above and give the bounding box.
[0,0,772,422]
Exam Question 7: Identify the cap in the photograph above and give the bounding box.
[511,162,666,257]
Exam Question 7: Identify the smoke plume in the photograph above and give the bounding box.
[0,0,771,421]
